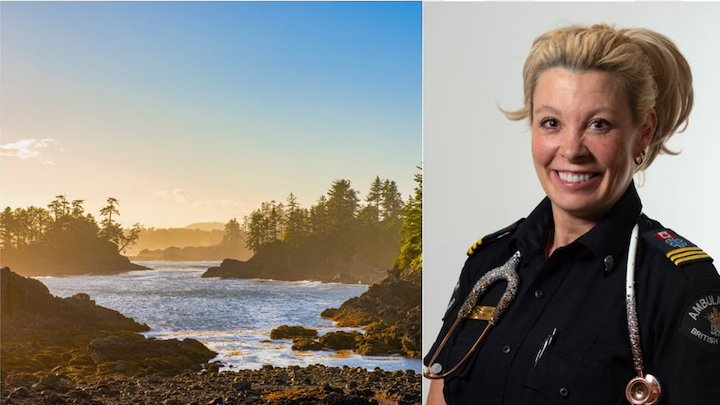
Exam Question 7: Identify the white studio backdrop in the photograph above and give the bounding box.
[422,2,720,400]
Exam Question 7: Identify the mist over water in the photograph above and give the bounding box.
[39,261,421,372]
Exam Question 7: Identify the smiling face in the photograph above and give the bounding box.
[531,67,655,224]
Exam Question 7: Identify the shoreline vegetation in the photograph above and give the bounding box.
[0,196,148,277]
[1,172,423,404]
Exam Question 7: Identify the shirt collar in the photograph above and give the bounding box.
[509,182,643,271]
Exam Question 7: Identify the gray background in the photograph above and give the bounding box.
[422,2,720,400]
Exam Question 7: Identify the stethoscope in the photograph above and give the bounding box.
[423,222,662,405]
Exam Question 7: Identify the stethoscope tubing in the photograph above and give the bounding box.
[424,220,661,404]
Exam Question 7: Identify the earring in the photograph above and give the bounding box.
[634,150,646,166]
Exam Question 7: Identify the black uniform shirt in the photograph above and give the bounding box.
[424,184,720,404]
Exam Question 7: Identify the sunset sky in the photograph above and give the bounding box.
[1,2,421,228]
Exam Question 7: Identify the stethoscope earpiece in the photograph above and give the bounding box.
[625,374,661,405]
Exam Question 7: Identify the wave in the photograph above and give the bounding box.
[40,262,420,373]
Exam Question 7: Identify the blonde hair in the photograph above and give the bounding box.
[503,24,693,171]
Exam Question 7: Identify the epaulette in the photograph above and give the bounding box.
[467,219,524,256]
[639,214,713,268]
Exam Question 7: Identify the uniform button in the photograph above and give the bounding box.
[502,345,511,354]
[534,289,544,298]
[559,387,569,397]
[429,363,442,375]
[604,255,614,272]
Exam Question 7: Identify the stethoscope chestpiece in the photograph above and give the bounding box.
[625,374,661,405]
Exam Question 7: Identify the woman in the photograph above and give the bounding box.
[424,24,720,404]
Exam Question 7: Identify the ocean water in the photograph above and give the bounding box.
[38,261,421,373]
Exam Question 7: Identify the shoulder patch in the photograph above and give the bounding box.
[680,289,720,353]
[467,219,524,256]
[641,227,713,267]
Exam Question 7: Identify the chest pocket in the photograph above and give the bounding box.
[521,344,631,404]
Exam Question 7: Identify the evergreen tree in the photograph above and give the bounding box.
[222,218,242,245]
[284,193,309,247]
[242,210,265,254]
[366,176,383,223]
[398,168,422,270]
[98,198,139,254]
[1,207,18,249]
[309,195,329,236]
[381,180,404,223]
[26,206,52,246]
[99,197,123,244]
[326,179,360,257]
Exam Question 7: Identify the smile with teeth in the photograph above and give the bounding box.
[557,171,595,183]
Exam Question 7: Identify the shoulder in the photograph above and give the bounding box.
[638,214,717,280]
[442,218,524,321]
[639,215,720,357]
[466,218,524,257]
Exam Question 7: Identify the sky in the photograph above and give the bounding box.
[0,1,422,228]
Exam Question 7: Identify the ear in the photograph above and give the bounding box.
[637,108,657,152]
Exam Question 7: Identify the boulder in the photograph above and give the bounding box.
[354,339,398,356]
[291,338,324,351]
[270,325,318,340]
[318,331,362,351]
[87,334,214,365]
[320,308,339,319]
[202,259,261,279]
[87,333,216,376]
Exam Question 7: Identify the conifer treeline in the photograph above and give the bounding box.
[242,176,408,268]
[1,169,423,272]
[0,195,139,255]
[398,170,422,270]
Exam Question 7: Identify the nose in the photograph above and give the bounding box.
[559,130,589,162]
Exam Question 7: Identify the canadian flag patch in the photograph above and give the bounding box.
[655,230,675,240]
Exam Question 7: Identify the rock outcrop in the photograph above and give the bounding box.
[0,267,216,379]
[1,240,151,277]
[87,333,216,375]
[201,241,387,284]
[321,267,421,358]
[270,325,318,340]
[1,267,150,342]
[267,268,420,359]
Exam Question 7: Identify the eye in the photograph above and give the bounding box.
[539,118,560,130]
[589,119,612,132]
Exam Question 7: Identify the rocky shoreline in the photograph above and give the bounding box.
[1,267,421,404]
[2,365,420,405]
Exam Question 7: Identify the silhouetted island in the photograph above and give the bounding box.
[201,241,388,284]
[0,196,150,277]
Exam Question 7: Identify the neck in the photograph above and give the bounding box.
[546,207,599,258]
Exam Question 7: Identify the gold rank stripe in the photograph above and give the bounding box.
[674,254,710,265]
[468,238,483,255]
[667,247,709,265]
